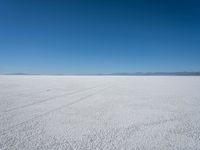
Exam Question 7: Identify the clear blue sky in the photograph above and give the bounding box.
[0,0,200,74]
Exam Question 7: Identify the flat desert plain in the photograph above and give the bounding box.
[0,76,200,149]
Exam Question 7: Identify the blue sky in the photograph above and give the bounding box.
[0,0,200,74]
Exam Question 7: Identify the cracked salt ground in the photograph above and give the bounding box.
[0,76,200,149]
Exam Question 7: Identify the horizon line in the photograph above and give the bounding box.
[1,71,200,76]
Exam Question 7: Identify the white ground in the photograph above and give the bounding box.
[0,76,200,150]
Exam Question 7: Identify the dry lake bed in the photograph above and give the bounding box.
[0,75,200,149]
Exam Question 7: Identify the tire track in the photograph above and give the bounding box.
[0,86,109,136]
[1,88,56,100]
[2,84,103,113]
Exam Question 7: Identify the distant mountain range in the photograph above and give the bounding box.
[4,73,32,75]
[108,72,200,76]
[2,72,200,76]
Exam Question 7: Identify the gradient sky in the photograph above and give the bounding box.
[0,0,200,74]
